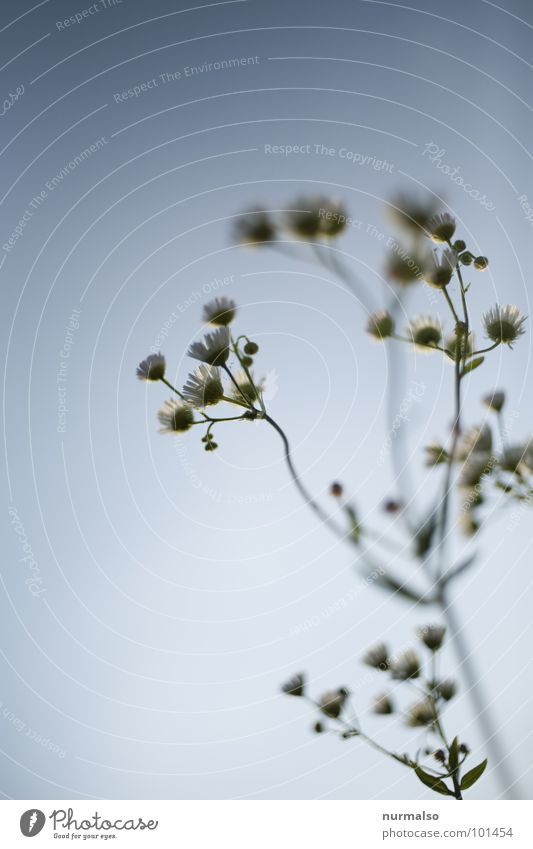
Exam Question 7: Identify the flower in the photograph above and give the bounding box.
[136,352,166,382]
[500,442,533,475]
[390,649,421,680]
[203,297,237,327]
[188,327,230,366]
[318,688,349,719]
[458,453,494,487]
[417,625,446,652]
[482,304,527,346]
[425,442,449,467]
[234,208,276,245]
[182,365,224,408]
[435,680,457,702]
[372,693,394,715]
[457,424,493,460]
[387,193,441,236]
[157,399,194,434]
[362,643,389,670]
[366,311,394,340]
[473,255,489,270]
[407,315,442,351]
[384,246,426,285]
[405,699,437,727]
[423,249,457,288]
[445,331,474,363]
[285,197,347,239]
[482,390,505,413]
[281,673,305,697]
[427,212,456,243]
[230,370,264,404]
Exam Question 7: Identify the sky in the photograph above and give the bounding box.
[1,0,533,800]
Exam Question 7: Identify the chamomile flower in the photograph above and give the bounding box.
[423,249,457,288]
[405,698,437,728]
[387,193,440,236]
[407,315,442,351]
[182,365,224,408]
[362,643,389,670]
[372,694,394,715]
[187,327,230,366]
[202,297,237,327]
[427,212,456,243]
[482,390,505,413]
[233,209,276,245]
[136,352,166,382]
[457,424,493,460]
[157,399,194,434]
[285,197,347,239]
[390,649,421,680]
[384,247,425,286]
[366,311,394,340]
[230,370,264,404]
[482,304,527,346]
[318,688,349,719]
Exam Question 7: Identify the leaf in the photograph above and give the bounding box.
[460,759,488,790]
[414,766,453,796]
[375,573,434,605]
[462,356,485,376]
[442,554,477,586]
[449,737,459,772]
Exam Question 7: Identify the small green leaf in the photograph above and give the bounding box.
[462,356,484,376]
[414,766,453,796]
[449,737,459,772]
[460,759,488,790]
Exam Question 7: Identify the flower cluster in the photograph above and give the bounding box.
[233,197,349,246]
[282,625,485,799]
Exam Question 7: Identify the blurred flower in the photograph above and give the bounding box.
[435,680,457,702]
[445,331,474,363]
[427,212,456,243]
[136,352,166,382]
[203,297,237,326]
[425,442,449,467]
[417,625,446,652]
[188,327,230,366]
[482,390,505,413]
[230,370,264,404]
[459,512,480,537]
[285,197,347,239]
[407,315,442,351]
[457,424,492,460]
[330,481,344,498]
[182,365,224,408]
[483,305,527,346]
[313,721,324,734]
[367,311,394,340]
[362,643,389,670]
[387,193,441,237]
[384,247,426,285]
[390,649,421,680]
[318,688,349,719]
[405,698,437,727]
[500,442,533,475]
[281,673,305,697]
[157,399,194,434]
[434,749,446,763]
[423,249,457,288]
[372,693,394,715]
[458,453,494,487]
[234,208,276,245]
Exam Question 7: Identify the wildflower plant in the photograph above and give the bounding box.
[138,193,530,799]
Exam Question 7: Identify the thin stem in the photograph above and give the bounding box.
[471,342,500,356]
[222,364,255,410]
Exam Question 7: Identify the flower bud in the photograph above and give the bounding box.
[330,481,343,498]
[244,341,259,355]
[459,251,475,266]
[453,239,466,252]
[474,256,489,270]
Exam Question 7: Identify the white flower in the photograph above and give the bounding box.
[427,212,456,243]
[187,327,230,366]
[457,424,493,461]
[367,311,394,340]
[231,370,264,404]
[157,399,194,434]
[136,352,166,381]
[407,315,442,351]
[182,365,224,407]
[233,208,276,245]
[482,390,505,413]
[405,698,437,727]
[482,304,527,346]
[285,196,347,239]
[423,249,457,288]
[202,297,237,327]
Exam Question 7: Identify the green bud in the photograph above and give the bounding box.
[244,341,259,355]
[242,356,253,368]
[453,239,466,252]
[473,256,489,270]
[459,251,474,266]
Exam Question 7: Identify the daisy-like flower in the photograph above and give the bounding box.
[188,327,230,366]
[407,315,442,351]
[281,672,305,697]
[458,424,493,461]
[427,212,456,243]
[372,693,394,715]
[435,680,457,702]
[390,649,421,680]
[230,370,264,404]
[445,331,474,363]
[482,304,527,346]
[362,643,389,670]
[384,247,425,286]
[417,625,446,652]
[233,208,276,245]
[202,297,237,327]
[285,197,347,239]
[458,453,494,488]
[182,365,224,408]
[423,248,457,288]
[500,442,533,475]
[482,390,505,413]
[318,688,349,719]
[405,698,437,728]
[424,442,449,467]
[157,399,194,434]
[387,193,441,237]
[366,311,394,340]
[136,352,166,382]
